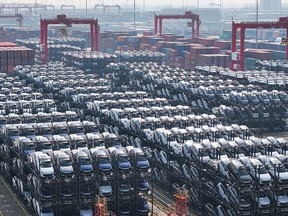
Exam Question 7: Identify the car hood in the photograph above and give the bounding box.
[259,197,270,206]
[99,186,112,194]
[60,166,73,174]
[260,173,271,182]
[240,199,251,208]
[99,163,112,171]
[80,164,93,172]
[240,174,252,183]
[137,160,150,169]
[41,167,54,175]
[138,203,149,212]
[277,195,288,205]
[138,181,150,191]
[118,161,131,170]
[80,209,93,216]
[24,149,35,155]
[119,186,130,193]
[279,172,288,180]
[40,213,54,216]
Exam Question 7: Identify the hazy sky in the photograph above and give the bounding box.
[7,0,260,8]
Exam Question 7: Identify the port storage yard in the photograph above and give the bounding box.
[2,1,288,216]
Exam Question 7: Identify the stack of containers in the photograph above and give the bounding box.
[0,27,41,42]
[219,30,233,40]
[214,40,231,50]
[197,54,230,67]
[190,46,221,69]
[197,37,216,46]
[245,49,274,60]
[0,46,34,73]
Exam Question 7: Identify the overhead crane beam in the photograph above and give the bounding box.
[94,4,121,15]
[40,14,100,64]
[61,5,76,13]
[231,17,288,71]
[154,11,200,39]
[0,3,55,17]
[0,14,23,27]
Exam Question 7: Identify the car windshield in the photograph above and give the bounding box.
[80,158,90,165]
[99,157,110,164]
[258,166,268,174]
[137,155,148,162]
[200,150,209,157]
[119,155,129,162]
[42,143,52,149]
[57,128,67,134]
[60,160,71,166]
[276,166,287,173]
[239,167,249,175]
[40,161,51,168]
[86,126,97,133]
[217,89,223,95]
[168,136,177,142]
[73,127,83,133]
[43,117,52,122]
[35,102,43,107]
[25,144,34,150]
[9,129,18,136]
[92,140,105,147]
[23,128,35,135]
[142,124,150,129]
[155,123,165,129]
[59,142,69,148]
[77,141,87,147]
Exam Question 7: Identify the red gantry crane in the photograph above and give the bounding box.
[40,14,100,64]
[94,4,121,15]
[231,17,288,71]
[154,11,200,39]
[0,14,23,27]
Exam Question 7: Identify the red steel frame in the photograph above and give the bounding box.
[154,11,200,39]
[231,17,288,71]
[40,14,100,64]
[175,189,188,216]
[94,4,121,14]
[0,14,23,27]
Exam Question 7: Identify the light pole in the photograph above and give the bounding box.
[134,0,136,31]
[256,0,259,49]
[85,0,88,17]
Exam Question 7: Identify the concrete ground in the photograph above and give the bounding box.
[0,175,29,216]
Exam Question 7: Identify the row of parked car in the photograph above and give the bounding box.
[16,59,288,216]
[11,67,152,216]
[196,65,288,89]
[125,62,288,130]
[75,75,288,215]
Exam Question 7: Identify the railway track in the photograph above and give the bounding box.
[151,184,197,216]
